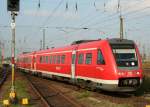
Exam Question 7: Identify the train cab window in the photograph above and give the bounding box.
[85,53,92,64]
[61,55,65,64]
[97,49,105,64]
[46,56,49,63]
[57,55,60,64]
[78,53,84,64]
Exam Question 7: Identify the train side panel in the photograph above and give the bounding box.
[76,40,118,80]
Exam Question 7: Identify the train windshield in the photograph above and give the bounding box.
[112,45,138,69]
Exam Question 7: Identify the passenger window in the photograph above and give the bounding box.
[72,54,76,64]
[85,53,92,64]
[61,55,66,64]
[42,56,45,63]
[78,53,84,64]
[46,56,49,63]
[53,56,56,64]
[57,55,60,64]
[97,49,105,64]
[49,56,52,64]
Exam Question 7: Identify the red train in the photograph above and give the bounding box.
[16,38,143,92]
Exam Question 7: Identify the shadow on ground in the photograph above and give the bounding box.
[134,76,150,96]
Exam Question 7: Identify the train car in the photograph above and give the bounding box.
[16,38,143,92]
[17,52,35,72]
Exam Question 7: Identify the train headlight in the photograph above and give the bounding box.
[136,72,140,75]
[131,62,135,66]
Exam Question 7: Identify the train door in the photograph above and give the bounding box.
[71,50,76,79]
[31,55,36,70]
[31,56,33,69]
[33,55,36,70]
[31,55,34,70]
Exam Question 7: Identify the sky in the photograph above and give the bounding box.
[0,0,150,58]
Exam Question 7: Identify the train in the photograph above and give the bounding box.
[16,38,143,92]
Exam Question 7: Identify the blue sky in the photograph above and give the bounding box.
[0,0,150,58]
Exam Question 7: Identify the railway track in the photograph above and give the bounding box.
[21,69,150,107]
[0,66,8,87]
[25,73,84,107]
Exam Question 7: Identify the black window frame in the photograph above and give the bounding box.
[72,54,76,64]
[49,55,53,64]
[53,56,56,64]
[85,53,92,64]
[78,53,84,64]
[42,56,45,63]
[61,55,66,64]
[57,55,61,64]
[40,56,42,63]
[46,56,49,63]
[97,49,105,65]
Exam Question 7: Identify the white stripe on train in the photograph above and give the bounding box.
[18,67,118,85]
[18,48,98,57]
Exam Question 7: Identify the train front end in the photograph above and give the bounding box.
[109,39,143,92]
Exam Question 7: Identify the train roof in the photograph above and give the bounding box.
[71,39,100,45]
[17,38,136,57]
[108,38,134,45]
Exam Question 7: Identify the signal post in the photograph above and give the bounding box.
[7,0,19,104]
[10,11,17,103]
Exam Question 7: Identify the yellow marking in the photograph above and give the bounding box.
[3,100,9,105]
[9,92,16,98]
[22,98,29,105]
[146,105,150,107]
[12,64,15,87]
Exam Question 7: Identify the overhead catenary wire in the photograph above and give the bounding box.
[31,0,64,48]
[78,0,148,28]
[30,5,150,46]
[21,0,42,51]
[41,0,64,27]
[58,3,150,44]
[86,5,150,28]
[13,1,150,48]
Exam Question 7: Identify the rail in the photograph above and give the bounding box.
[0,67,8,87]
[25,73,83,107]
[26,75,51,107]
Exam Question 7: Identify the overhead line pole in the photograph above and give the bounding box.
[43,28,45,50]
[40,40,42,50]
[0,41,2,66]
[120,15,124,39]
[118,0,124,40]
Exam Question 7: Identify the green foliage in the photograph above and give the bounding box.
[0,78,32,107]
[77,90,91,99]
